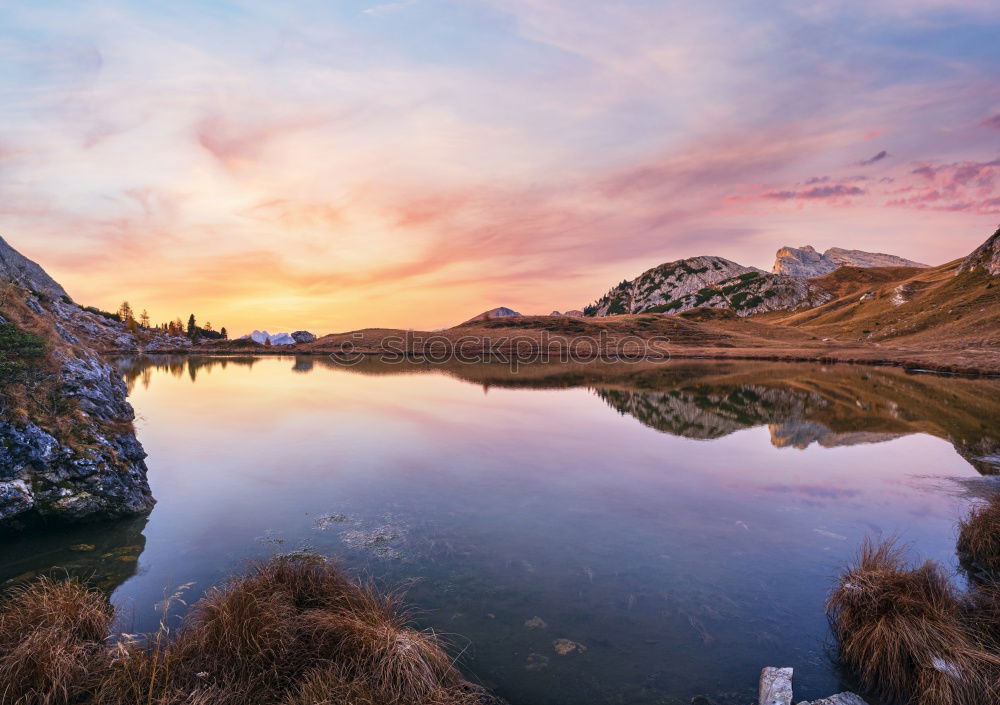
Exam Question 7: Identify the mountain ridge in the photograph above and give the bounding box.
[773,245,928,278]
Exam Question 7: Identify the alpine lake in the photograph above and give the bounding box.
[3,355,999,705]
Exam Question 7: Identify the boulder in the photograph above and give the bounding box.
[291,330,316,344]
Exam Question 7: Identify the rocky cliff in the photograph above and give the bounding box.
[0,238,154,528]
[584,256,832,317]
[0,235,69,300]
[957,226,1000,277]
[773,245,928,278]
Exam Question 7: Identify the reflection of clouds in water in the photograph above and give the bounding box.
[758,485,861,500]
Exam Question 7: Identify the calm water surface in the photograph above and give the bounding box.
[4,356,1000,705]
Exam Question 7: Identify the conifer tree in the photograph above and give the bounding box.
[118,301,134,324]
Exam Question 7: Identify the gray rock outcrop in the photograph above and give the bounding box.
[957,226,1000,277]
[291,330,316,344]
[773,245,928,278]
[1,238,154,528]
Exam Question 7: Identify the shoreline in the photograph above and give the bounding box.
[101,345,1000,378]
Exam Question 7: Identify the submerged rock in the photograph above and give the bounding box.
[524,616,548,630]
[552,638,586,655]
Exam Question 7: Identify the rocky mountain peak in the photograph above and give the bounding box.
[957,227,1000,277]
[773,245,928,278]
[585,256,763,317]
[459,307,522,325]
[583,255,830,318]
[771,245,928,279]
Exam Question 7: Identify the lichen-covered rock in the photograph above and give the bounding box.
[957,226,1000,277]
[291,330,316,344]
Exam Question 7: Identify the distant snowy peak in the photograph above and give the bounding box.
[245,330,296,346]
[773,245,928,278]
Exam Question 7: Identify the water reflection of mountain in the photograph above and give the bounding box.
[586,366,1000,474]
[341,357,1000,474]
[0,515,147,593]
[115,356,1000,474]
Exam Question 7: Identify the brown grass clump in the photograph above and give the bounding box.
[957,495,1000,584]
[827,538,1000,705]
[1,554,495,705]
[0,577,113,705]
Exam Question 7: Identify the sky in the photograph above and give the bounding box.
[1,1,998,334]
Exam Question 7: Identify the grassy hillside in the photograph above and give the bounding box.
[767,259,1000,349]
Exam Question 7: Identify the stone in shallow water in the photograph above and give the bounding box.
[524,653,549,671]
[798,693,867,705]
[758,667,793,705]
[552,638,586,655]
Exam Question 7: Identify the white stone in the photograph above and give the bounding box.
[758,666,793,705]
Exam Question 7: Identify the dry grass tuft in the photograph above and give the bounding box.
[0,577,113,705]
[1,554,495,705]
[957,495,1000,584]
[828,538,1000,705]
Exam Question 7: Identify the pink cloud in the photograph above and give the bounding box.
[763,184,866,200]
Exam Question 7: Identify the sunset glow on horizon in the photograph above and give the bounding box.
[2,1,998,335]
